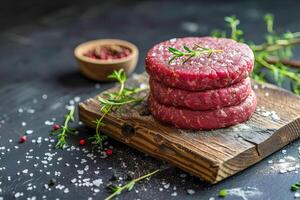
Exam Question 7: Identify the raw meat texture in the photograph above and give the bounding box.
[146,37,254,91]
[150,78,252,110]
[148,90,257,130]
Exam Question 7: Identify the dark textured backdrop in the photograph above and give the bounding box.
[0,0,300,200]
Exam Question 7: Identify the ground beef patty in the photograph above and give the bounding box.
[148,91,256,130]
[146,37,254,91]
[150,77,251,110]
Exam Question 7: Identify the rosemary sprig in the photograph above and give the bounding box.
[105,169,160,200]
[50,106,76,149]
[291,181,300,192]
[168,45,223,64]
[89,69,145,147]
[211,14,300,94]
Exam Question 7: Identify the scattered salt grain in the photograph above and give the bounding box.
[22,122,27,126]
[171,192,177,196]
[163,183,170,189]
[42,94,48,99]
[74,96,81,102]
[92,179,103,187]
[27,109,35,114]
[282,149,287,154]
[45,121,54,126]
[26,130,33,135]
[187,189,195,195]
[180,173,187,178]
[14,192,24,198]
[295,192,300,198]
[225,187,262,200]
[64,188,69,194]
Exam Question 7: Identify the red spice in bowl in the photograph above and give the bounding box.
[84,45,132,60]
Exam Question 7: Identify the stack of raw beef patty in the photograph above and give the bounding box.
[145,37,257,130]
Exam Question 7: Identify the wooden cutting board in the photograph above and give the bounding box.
[78,73,300,184]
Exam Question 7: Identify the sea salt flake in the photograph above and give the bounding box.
[26,130,34,135]
[42,94,48,100]
[187,189,195,195]
[295,192,300,198]
[71,178,77,183]
[92,179,103,187]
[171,192,177,196]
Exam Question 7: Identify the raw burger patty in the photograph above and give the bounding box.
[150,78,251,110]
[146,37,254,91]
[148,91,257,130]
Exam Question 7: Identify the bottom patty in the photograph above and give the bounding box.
[148,90,257,130]
[150,78,251,110]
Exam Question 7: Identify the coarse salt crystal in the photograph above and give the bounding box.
[92,179,103,187]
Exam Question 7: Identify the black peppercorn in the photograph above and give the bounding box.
[48,178,56,187]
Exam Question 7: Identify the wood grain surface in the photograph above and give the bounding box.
[79,73,300,183]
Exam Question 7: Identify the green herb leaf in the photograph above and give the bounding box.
[211,14,300,94]
[168,45,223,64]
[50,106,75,149]
[90,69,147,148]
[219,189,228,198]
[104,169,160,200]
[291,182,300,192]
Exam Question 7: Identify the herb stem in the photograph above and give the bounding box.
[52,106,75,148]
[251,37,300,52]
[91,69,145,147]
[105,169,160,200]
[168,45,223,64]
[265,56,300,69]
[256,57,300,83]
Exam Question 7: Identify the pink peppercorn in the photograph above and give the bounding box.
[19,136,27,143]
[106,149,113,156]
[52,124,60,131]
[79,139,86,146]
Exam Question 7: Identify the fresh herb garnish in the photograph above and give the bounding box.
[219,189,228,198]
[211,14,300,94]
[105,169,160,200]
[50,106,76,148]
[291,181,300,192]
[168,45,223,64]
[89,69,146,148]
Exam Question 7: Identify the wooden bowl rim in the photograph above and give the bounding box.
[74,39,138,65]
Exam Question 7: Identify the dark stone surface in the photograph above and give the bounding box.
[0,0,300,199]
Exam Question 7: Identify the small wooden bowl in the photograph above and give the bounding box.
[74,39,139,81]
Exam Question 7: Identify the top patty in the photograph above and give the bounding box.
[145,37,254,91]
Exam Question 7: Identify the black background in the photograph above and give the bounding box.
[0,0,300,199]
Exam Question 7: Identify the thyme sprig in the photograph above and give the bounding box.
[105,169,160,200]
[211,14,300,94]
[168,45,223,64]
[50,106,76,149]
[89,69,145,147]
[291,181,300,192]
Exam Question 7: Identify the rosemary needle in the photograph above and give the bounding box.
[105,169,160,200]
[168,45,223,64]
